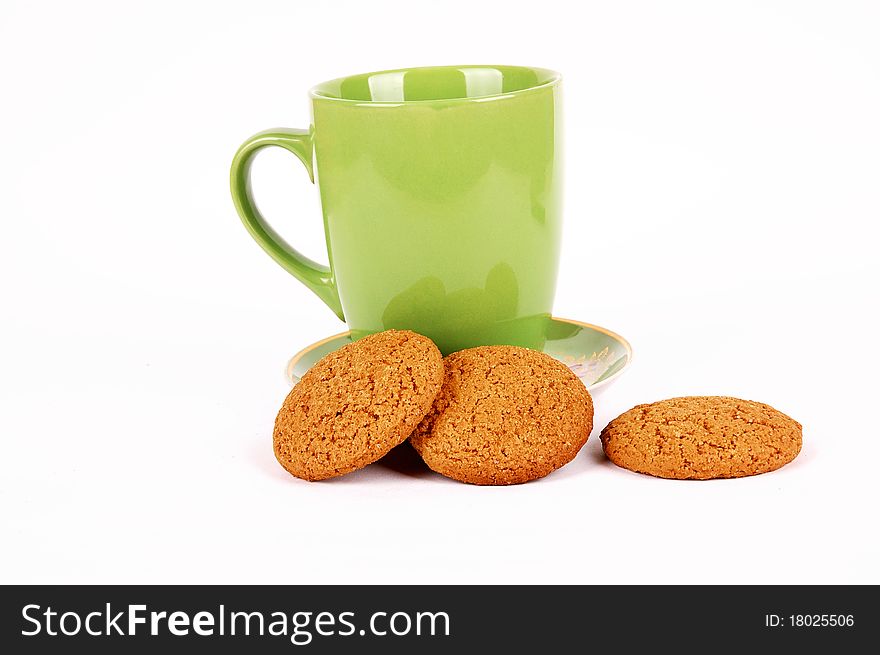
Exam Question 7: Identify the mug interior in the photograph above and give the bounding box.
[311,65,559,102]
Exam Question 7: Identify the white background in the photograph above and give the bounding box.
[2,0,878,584]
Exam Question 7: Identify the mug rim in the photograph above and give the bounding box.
[309,64,561,106]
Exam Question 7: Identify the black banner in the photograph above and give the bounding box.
[1,585,874,652]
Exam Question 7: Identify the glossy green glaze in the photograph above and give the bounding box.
[231,65,562,354]
[287,317,633,395]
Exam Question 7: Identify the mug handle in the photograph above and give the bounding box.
[230,128,344,321]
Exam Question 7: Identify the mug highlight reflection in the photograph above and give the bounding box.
[363,262,547,355]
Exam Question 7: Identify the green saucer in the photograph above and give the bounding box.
[286,317,632,394]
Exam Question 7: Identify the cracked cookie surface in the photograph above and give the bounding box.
[273,330,444,481]
[410,345,594,485]
[600,396,802,479]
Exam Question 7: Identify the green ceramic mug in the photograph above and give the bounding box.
[230,65,562,354]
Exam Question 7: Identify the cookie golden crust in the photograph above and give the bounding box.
[410,346,594,485]
[273,330,444,481]
[599,396,802,480]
